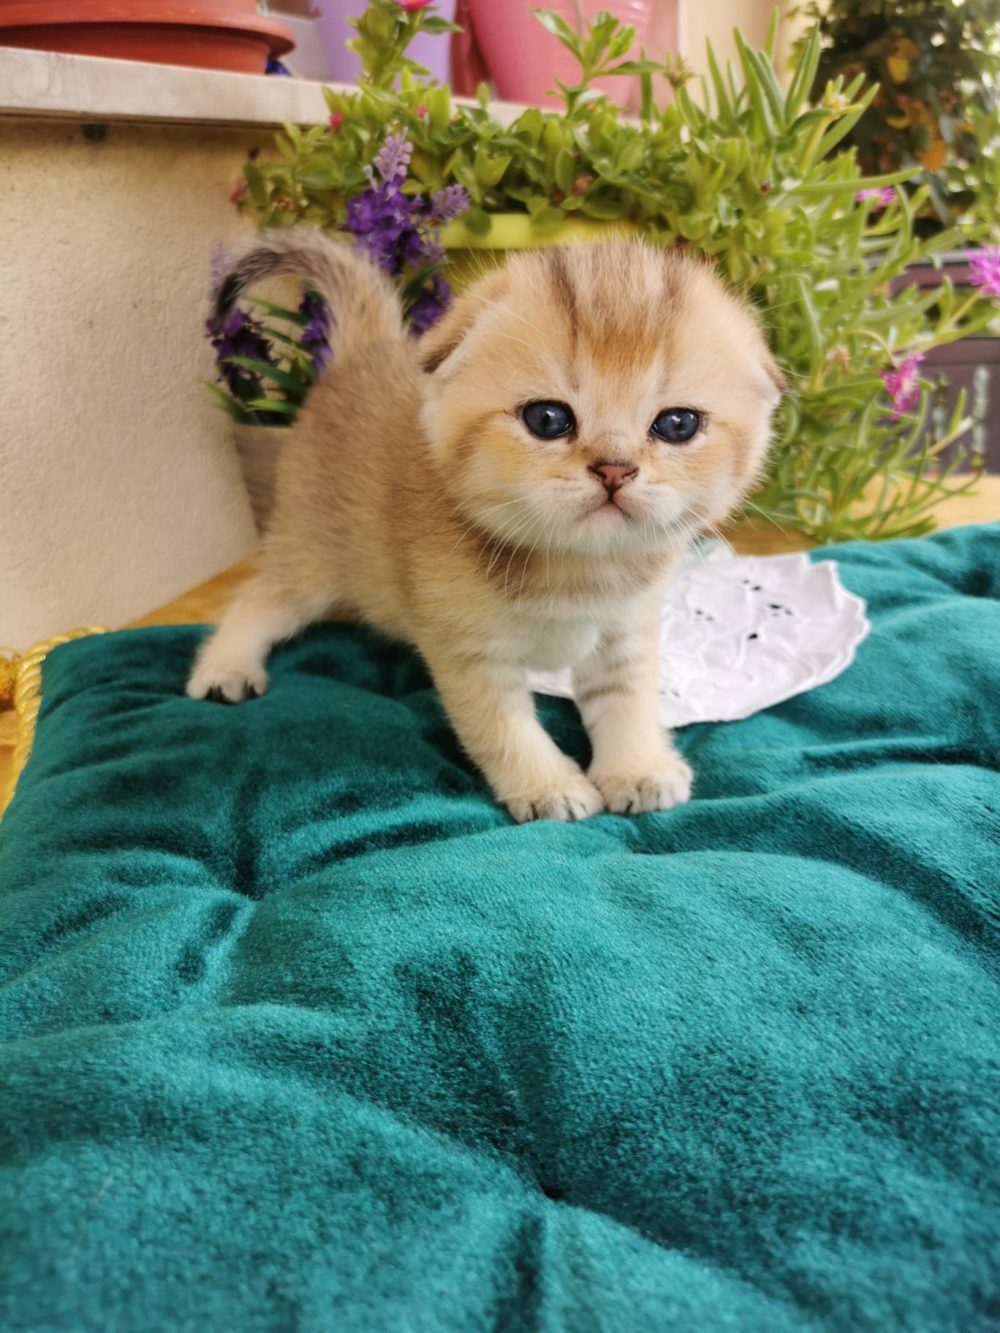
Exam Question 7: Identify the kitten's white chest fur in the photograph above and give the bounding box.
[511,615,601,673]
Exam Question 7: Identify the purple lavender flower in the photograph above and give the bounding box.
[403,229,445,269]
[299,287,332,371]
[409,273,452,333]
[968,246,1000,300]
[348,186,428,276]
[346,134,468,333]
[882,352,925,422]
[372,132,413,187]
[855,186,896,211]
[427,184,471,225]
[206,306,274,396]
[346,179,416,272]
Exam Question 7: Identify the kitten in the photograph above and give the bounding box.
[189,233,783,822]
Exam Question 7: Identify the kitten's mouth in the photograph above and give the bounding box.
[588,495,631,519]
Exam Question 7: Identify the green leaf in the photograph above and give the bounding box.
[297,170,340,191]
[243,162,268,209]
[513,107,544,145]
[532,9,580,53]
[606,59,663,75]
[244,398,299,417]
[530,205,566,233]
[420,17,462,34]
[706,41,734,122]
[674,81,705,132]
[225,356,309,394]
[784,26,820,123]
[735,32,785,132]
[675,211,709,240]
[639,64,654,123]
[554,148,577,194]
[473,149,512,189]
[204,381,248,421]
[763,8,779,59]
[245,299,309,326]
[543,119,569,151]
[461,207,492,236]
[426,84,451,133]
[813,90,879,162]
[578,192,628,219]
[791,166,919,198]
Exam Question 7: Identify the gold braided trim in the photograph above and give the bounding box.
[1,628,107,819]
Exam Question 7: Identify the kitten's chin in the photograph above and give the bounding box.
[570,493,696,556]
[460,490,695,560]
[573,519,680,557]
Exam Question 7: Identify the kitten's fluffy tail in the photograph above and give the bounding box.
[215,229,405,348]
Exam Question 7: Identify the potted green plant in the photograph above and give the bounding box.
[208,0,999,543]
[801,0,1000,475]
[458,0,664,110]
[802,0,1000,234]
[0,0,294,73]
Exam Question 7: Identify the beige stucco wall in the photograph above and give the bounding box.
[684,2,807,82]
[0,117,260,646]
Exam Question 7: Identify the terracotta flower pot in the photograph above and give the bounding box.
[0,0,294,73]
[462,0,672,111]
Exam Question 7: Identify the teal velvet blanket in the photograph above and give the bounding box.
[1,526,998,1330]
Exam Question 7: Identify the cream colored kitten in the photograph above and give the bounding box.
[189,233,783,822]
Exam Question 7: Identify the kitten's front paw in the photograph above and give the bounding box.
[591,753,693,815]
[504,771,604,824]
[186,658,268,704]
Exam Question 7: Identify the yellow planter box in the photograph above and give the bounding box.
[440,212,634,288]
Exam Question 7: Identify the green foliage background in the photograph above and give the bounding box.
[802,0,1000,235]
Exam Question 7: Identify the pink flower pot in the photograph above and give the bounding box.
[315,0,456,84]
[465,0,672,110]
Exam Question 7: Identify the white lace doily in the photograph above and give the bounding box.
[528,549,870,727]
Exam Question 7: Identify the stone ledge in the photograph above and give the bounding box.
[0,46,339,128]
[0,45,526,129]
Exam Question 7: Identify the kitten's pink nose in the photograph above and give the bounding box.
[589,461,638,494]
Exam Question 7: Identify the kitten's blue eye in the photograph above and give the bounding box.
[651,408,701,444]
[521,401,576,440]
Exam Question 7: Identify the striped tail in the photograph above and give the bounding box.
[215,229,405,351]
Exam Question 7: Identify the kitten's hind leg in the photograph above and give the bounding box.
[186,574,332,704]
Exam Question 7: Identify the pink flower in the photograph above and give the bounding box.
[228,178,247,205]
[396,0,433,8]
[855,186,896,211]
[968,246,1000,300]
[328,111,343,129]
[417,103,427,118]
[882,352,925,422]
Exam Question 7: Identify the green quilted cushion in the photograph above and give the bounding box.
[1,526,998,1330]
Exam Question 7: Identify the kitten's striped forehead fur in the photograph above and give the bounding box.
[419,238,783,559]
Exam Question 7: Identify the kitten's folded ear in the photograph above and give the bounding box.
[417,300,475,375]
[418,269,509,376]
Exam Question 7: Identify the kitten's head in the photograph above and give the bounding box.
[418,239,784,557]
